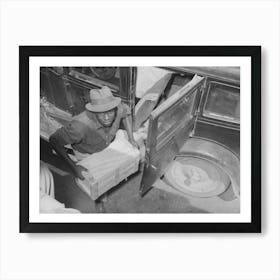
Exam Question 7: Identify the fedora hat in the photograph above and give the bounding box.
[85,86,121,112]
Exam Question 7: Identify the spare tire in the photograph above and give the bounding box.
[165,157,230,198]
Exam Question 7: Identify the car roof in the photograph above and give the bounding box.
[163,67,240,85]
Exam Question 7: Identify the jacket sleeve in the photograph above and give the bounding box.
[50,120,85,147]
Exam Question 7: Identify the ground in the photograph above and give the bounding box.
[53,170,208,213]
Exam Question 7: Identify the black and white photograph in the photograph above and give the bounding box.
[39,66,241,214]
[19,46,260,232]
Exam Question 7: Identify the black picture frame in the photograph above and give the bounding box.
[20,46,261,233]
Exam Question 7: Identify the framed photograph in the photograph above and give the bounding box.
[20,46,261,233]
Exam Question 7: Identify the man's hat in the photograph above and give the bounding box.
[85,86,121,112]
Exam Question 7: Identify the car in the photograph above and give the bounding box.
[40,66,240,203]
[138,67,240,202]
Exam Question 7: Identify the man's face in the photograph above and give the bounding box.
[96,109,116,127]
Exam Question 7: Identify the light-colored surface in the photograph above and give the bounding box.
[40,162,80,213]
[0,1,279,280]
[40,161,55,199]
[135,67,171,98]
[179,138,240,197]
[164,158,230,198]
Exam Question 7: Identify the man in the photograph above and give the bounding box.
[49,86,138,180]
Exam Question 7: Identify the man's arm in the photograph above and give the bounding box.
[122,115,138,149]
[49,131,87,180]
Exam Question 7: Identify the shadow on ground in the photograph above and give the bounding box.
[53,172,208,213]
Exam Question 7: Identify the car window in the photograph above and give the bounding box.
[69,67,120,91]
[203,82,240,123]
[156,90,197,148]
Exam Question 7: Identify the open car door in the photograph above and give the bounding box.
[140,75,205,196]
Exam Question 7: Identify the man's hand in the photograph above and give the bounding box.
[130,139,139,150]
[75,165,88,180]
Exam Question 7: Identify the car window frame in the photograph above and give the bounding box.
[202,81,240,124]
